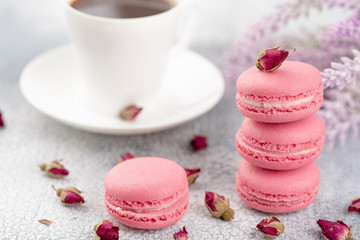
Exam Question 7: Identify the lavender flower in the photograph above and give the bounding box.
[320,18,360,52]
[318,50,360,148]
[322,50,360,90]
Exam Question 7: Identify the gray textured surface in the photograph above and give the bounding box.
[1,0,359,239]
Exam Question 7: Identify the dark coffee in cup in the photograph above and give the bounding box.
[70,0,176,18]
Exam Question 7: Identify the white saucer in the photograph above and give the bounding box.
[20,45,224,134]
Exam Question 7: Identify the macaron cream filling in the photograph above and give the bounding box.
[236,85,323,111]
[105,188,187,210]
[237,135,323,157]
[236,133,324,161]
[236,181,318,208]
[242,141,316,156]
[108,191,186,213]
[239,95,314,108]
[105,189,189,223]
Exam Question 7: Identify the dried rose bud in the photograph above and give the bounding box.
[256,42,296,72]
[52,185,85,206]
[317,219,353,240]
[348,197,360,212]
[40,159,69,178]
[0,112,4,127]
[190,135,207,151]
[94,220,119,240]
[174,226,188,240]
[256,216,285,239]
[185,168,201,184]
[205,191,235,221]
[119,104,142,121]
[117,152,136,163]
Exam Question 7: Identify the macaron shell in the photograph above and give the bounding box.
[236,61,322,97]
[235,160,320,213]
[104,157,188,202]
[236,114,326,170]
[105,189,189,229]
[240,114,325,145]
[104,157,189,229]
[236,61,323,123]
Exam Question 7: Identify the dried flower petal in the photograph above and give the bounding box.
[0,112,4,127]
[38,219,52,226]
[317,219,353,240]
[52,185,85,206]
[256,216,285,239]
[190,135,208,151]
[40,159,69,178]
[174,226,188,240]
[94,220,119,240]
[204,191,234,221]
[184,168,201,184]
[117,152,136,163]
[205,191,225,211]
[348,197,360,212]
[119,104,142,121]
[256,42,295,72]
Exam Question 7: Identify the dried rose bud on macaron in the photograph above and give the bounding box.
[256,42,295,72]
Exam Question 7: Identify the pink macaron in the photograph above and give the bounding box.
[236,160,320,213]
[104,157,189,229]
[236,61,323,123]
[236,114,326,170]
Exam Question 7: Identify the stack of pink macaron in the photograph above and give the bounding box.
[235,61,326,213]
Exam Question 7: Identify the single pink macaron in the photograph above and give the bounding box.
[236,160,320,213]
[104,157,189,229]
[236,114,326,170]
[236,61,323,123]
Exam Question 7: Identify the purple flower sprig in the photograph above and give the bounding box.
[318,86,360,148]
[320,0,360,18]
[320,18,360,52]
[322,49,360,90]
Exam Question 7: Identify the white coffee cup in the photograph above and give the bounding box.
[63,0,197,116]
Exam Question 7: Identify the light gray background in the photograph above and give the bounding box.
[0,0,359,239]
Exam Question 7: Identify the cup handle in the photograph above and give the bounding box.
[172,3,200,54]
